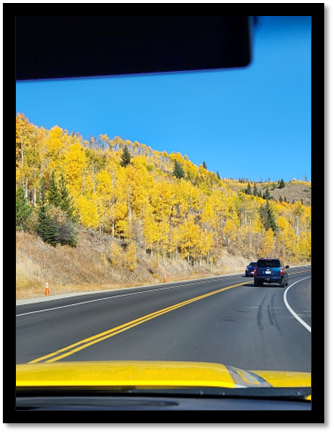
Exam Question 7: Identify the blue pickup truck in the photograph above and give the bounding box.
[254,258,289,287]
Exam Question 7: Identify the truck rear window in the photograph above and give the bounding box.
[257,259,281,268]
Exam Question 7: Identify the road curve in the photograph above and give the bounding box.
[16,266,311,372]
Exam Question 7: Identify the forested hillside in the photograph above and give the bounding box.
[16,113,311,297]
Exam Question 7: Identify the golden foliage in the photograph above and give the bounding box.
[16,114,311,266]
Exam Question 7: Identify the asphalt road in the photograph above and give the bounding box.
[16,266,311,372]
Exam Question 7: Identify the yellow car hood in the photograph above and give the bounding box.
[16,360,311,400]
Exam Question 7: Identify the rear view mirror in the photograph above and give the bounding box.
[15,16,252,80]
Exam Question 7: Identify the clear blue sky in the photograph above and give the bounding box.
[16,16,311,183]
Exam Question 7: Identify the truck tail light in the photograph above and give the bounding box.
[280,268,283,275]
[254,267,257,276]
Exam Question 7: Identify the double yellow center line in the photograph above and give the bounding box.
[29,269,310,364]
[29,282,246,364]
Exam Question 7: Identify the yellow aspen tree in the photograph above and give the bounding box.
[183,158,198,184]
[76,195,99,229]
[296,232,311,262]
[292,201,304,236]
[197,229,214,266]
[150,180,175,223]
[157,218,170,261]
[276,216,297,262]
[62,141,88,199]
[110,242,123,267]
[177,178,202,217]
[223,219,237,247]
[178,217,201,264]
[16,113,40,201]
[124,242,137,271]
[201,196,217,230]
[118,164,150,226]
[299,206,311,235]
[96,169,113,232]
[116,219,130,240]
[168,225,182,261]
[142,211,160,257]
[103,161,128,237]
[259,228,275,258]
[44,126,67,173]
[250,214,265,255]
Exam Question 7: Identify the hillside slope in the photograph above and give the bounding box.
[16,114,311,299]
[257,181,311,206]
[16,229,253,300]
[225,180,311,207]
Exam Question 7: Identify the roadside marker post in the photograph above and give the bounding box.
[45,281,49,296]
[164,275,167,283]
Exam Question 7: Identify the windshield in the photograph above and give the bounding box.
[257,259,281,268]
[16,16,312,405]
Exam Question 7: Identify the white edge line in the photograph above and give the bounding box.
[283,276,311,333]
[17,266,311,318]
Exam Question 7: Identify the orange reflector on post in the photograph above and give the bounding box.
[45,281,49,296]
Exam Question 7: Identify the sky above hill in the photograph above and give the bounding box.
[16,16,311,183]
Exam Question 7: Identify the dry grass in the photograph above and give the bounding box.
[258,181,311,206]
[16,228,309,300]
[225,180,311,206]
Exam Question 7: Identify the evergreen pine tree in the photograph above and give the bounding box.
[172,161,185,179]
[36,183,59,246]
[16,186,32,230]
[48,171,61,207]
[246,182,252,195]
[59,174,77,222]
[216,171,221,180]
[120,146,131,167]
[253,183,258,196]
[263,187,271,200]
[260,200,278,234]
[36,203,59,246]
[203,161,207,170]
[278,179,285,189]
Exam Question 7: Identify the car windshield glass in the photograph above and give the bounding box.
[257,260,281,268]
[16,16,312,404]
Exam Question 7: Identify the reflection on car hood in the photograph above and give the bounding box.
[16,360,311,399]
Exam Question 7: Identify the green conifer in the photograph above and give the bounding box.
[36,183,58,246]
[16,186,32,230]
[263,187,271,200]
[36,204,59,246]
[59,174,77,222]
[120,146,131,167]
[278,179,285,189]
[260,200,278,234]
[48,171,61,207]
[173,161,185,179]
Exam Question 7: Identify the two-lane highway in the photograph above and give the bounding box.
[16,266,311,372]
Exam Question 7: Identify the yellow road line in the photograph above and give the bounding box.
[28,270,311,364]
[289,270,311,275]
[29,282,246,364]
